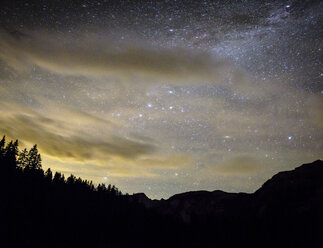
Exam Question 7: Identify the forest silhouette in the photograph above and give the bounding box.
[0,136,322,248]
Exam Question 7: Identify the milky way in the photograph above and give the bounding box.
[0,0,322,198]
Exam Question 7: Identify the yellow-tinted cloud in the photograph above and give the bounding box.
[306,94,323,129]
[138,154,194,169]
[0,30,229,82]
[211,156,263,175]
[0,111,156,162]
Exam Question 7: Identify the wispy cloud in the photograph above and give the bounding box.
[0,30,230,82]
[210,156,263,175]
[0,110,156,162]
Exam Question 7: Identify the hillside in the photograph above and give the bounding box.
[0,137,322,247]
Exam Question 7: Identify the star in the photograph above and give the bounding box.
[0,0,321,200]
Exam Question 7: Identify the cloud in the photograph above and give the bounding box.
[211,156,263,175]
[138,154,194,169]
[0,110,156,162]
[0,30,231,82]
[306,94,323,129]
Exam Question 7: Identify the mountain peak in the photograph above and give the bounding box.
[256,159,323,196]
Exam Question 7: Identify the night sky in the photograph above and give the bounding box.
[0,0,322,199]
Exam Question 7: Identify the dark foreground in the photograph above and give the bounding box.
[0,139,322,247]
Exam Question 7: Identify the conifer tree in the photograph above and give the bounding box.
[45,168,53,182]
[17,148,28,168]
[3,140,19,169]
[27,144,42,170]
[67,174,76,185]
[0,136,5,161]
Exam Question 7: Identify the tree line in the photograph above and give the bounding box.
[0,135,182,248]
[0,136,121,196]
[0,135,321,247]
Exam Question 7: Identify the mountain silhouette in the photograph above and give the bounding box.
[0,138,322,248]
[130,160,323,216]
[128,160,323,247]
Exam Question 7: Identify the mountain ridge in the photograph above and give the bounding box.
[126,160,323,247]
[132,159,323,201]
[129,160,323,225]
[1,144,322,248]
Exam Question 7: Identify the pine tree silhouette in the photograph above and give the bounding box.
[26,144,42,170]
[45,168,53,182]
[17,148,28,168]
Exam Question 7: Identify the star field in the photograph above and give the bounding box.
[0,0,322,199]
